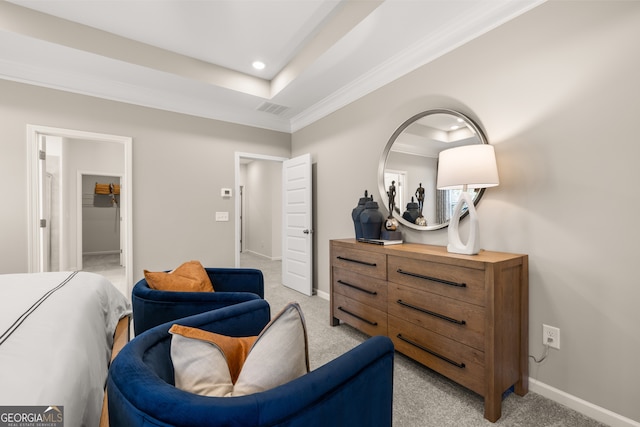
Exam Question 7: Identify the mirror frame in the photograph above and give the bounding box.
[378,108,488,231]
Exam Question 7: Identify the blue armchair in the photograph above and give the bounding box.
[107,299,394,427]
[132,267,264,335]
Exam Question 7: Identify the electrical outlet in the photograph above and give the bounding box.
[543,324,560,350]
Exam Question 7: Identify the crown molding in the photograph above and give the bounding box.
[290,0,546,133]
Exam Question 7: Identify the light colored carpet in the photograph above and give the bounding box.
[240,252,606,427]
[83,253,127,296]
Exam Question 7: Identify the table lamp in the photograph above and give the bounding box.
[436,144,499,255]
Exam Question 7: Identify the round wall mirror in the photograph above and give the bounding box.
[378,109,488,231]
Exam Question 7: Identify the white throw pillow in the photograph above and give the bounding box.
[169,302,309,397]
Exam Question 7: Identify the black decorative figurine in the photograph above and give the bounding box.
[384,181,399,231]
[415,183,427,226]
[415,183,425,216]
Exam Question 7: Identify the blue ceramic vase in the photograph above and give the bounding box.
[360,200,383,239]
[351,190,371,240]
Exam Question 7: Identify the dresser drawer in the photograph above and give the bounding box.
[331,246,387,280]
[333,267,387,311]
[388,283,485,351]
[389,316,484,396]
[333,293,387,336]
[388,255,485,306]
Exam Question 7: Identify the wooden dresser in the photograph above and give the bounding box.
[330,238,528,422]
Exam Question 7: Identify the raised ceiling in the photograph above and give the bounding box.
[0,0,544,133]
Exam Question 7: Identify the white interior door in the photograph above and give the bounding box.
[282,153,313,296]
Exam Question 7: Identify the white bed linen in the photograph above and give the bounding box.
[0,271,131,427]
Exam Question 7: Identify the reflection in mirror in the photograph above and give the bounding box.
[379,109,487,231]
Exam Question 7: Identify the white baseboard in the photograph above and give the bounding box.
[529,378,640,427]
[315,288,329,301]
[83,250,120,256]
[244,250,281,261]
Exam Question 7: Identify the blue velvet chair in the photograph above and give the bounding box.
[107,299,394,427]
[132,267,264,335]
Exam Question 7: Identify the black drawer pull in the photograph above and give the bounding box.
[397,334,465,369]
[397,300,466,325]
[337,307,378,326]
[397,269,466,288]
[338,280,377,295]
[337,256,377,267]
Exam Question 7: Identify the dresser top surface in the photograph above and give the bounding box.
[331,239,526,265]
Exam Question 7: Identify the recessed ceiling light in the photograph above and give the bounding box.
[252,61,265,70]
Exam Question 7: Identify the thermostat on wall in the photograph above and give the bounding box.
[221,188,232,198]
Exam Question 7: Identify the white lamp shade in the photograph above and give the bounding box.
[436,144,499,190]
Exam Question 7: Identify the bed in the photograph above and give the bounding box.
[0,271,131,427]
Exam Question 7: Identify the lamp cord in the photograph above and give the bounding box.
[529,344,550,364]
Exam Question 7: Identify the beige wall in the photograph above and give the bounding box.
[0,80,291,278]
[293,1,640,423]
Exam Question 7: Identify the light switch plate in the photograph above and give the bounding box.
[221,188,232,198]
[215,212,229,221]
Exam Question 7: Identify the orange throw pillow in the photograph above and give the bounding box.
[169,324,257,384]
[144,260,214,292]
[169,302,309,397]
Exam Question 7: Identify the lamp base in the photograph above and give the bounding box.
[447,191,481,255]
[447,242,480,255]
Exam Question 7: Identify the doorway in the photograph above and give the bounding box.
[234,152,313,296]
[27,125,133,295]
[79,173,125,291]
[234,152,287,268]
[384,169,407,215]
